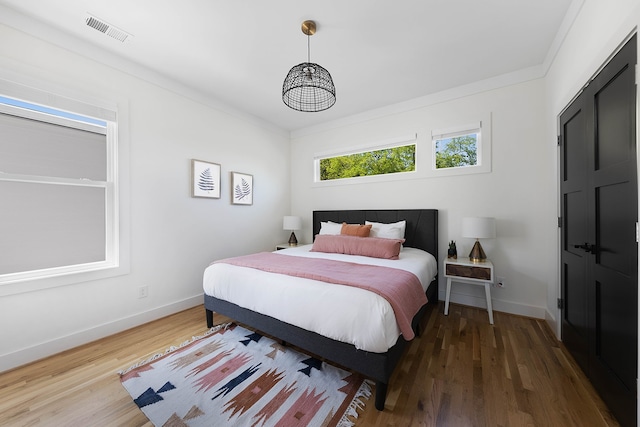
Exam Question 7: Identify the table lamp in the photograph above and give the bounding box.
[283,216,302,246]
[461,217,496,262]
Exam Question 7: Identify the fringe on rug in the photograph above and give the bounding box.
[118,322,232,376]
[337,379,373,427]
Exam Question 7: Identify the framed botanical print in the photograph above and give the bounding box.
[231,172,253,205]
[191,159,221,199]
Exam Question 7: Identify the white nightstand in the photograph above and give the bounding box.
[444,257,495,324]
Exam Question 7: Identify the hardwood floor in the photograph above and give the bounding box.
[0,303,620,426]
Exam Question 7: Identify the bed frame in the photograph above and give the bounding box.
[204,209,438,410]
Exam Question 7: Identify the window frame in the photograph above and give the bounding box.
[433,126,480,170]
[313,134,418,185]
[0,78,129,296]
[431,120,492,177]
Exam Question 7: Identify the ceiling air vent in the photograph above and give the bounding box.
[85,14,132,43]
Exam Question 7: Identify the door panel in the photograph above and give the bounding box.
[595,65,634,170]
[562,257,589,370]
[595,268,636,391]
[560,91,590,373]
[566,191,588,257]
[589,36,638,426]
[563,107,587,183]
[560,34,637,427]
[598,182,634,273]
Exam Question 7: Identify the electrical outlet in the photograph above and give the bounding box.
[138,285,149,298]
[496,277,505,288]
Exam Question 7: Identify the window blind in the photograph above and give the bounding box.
[0,110,108,276]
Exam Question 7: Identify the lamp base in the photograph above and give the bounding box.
[288,231,298,246]
[468,240,487,262]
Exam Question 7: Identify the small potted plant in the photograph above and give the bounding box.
[448,240,457,259]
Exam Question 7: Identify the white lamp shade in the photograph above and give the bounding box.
[461,217,496,239]
[283,216,302,231]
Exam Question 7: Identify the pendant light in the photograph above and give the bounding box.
[282,20,336,112]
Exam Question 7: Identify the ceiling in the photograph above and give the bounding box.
[0,0,576,132]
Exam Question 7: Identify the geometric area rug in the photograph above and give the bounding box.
[119,323,371,427]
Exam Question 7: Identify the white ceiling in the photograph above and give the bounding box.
[0,0,577,132]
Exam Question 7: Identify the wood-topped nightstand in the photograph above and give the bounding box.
[276,243,301,250]
[444,257,495,324]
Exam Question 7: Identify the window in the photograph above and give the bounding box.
[435,131,478,169]
[0,93,120,286]
[316,136,416,182]
[431,121,491,176]
[311,117,490,185]
[433,125,480,170]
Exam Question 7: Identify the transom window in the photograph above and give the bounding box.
[433,125,481,170]
[312,118,490,184]
[316,137,416,182]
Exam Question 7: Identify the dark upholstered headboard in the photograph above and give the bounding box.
[312,209,438,260]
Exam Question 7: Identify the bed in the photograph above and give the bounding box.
[203,209,438,410]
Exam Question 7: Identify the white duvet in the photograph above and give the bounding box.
[203,244,437,353]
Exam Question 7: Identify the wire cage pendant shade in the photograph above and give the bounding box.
[282,20,336,112]
[282,62,336,112]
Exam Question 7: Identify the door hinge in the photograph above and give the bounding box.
[557,298,563,309]
[558,217,562,228]
[636,222,639,243]
[557,135,562,146]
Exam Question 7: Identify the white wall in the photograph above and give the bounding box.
[543,0,640,335]
[290,79,552,319]
[0,23,291,372]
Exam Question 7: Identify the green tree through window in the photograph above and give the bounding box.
[319,144,415,181]
[435,134,478,169]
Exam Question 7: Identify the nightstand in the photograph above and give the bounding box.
[444,257,495,324]
[276,243,300,250]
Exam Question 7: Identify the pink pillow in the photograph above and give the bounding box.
[311,234,404,260]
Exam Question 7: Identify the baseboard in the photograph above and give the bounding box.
[545,309,560,340]
[438,289,546,319]
[0,294,204,373]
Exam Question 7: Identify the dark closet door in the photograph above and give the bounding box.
[560,35,637,427]
[560,88,589,373]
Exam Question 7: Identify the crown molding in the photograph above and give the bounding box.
[541,0,585,74]
[290,0,584,139]
[290,65,543,139]
[0,5,289,138]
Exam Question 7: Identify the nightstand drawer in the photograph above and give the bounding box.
[445,263,491,280]
[276,243,303,250]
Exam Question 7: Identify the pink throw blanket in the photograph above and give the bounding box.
[215,252,427,340]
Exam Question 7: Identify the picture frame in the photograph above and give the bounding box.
[191,159,221,199]
[231,171,253,205]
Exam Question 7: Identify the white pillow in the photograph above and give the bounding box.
[319,221,343,235]
[365,220,406,240]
